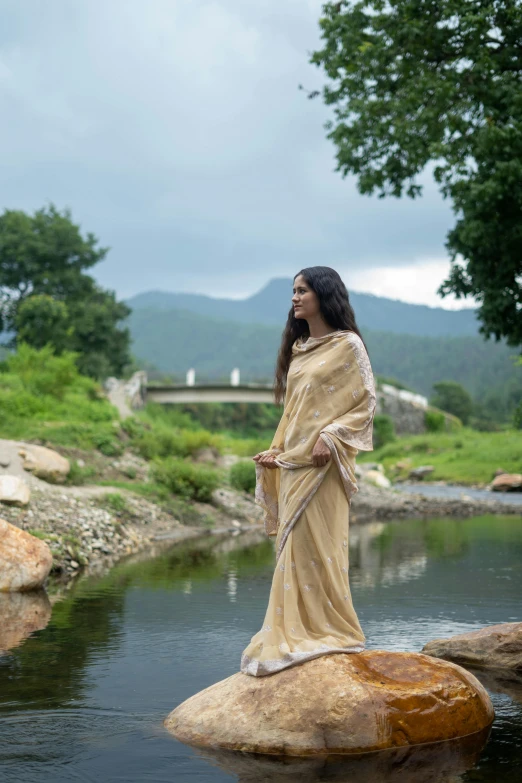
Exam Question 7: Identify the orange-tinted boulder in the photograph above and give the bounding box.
[165,651,494,756]
[0,518,53,591]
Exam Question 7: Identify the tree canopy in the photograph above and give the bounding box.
[311,0,522,350]
[430,380,473,424]
[0,205,131,377]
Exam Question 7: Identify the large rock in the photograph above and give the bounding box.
[363,470,392,489]
[423,622,522,678]
[0,590,51,652]
[0,475,30,506]
[165,651,493,756]
[491,473,522,492]
[0,518,53,591]
[19,444,70,484]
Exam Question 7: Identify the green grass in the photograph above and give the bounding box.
[360,428,522,484]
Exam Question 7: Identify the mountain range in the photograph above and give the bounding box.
[126,278,479,338]
[126,281,521,417]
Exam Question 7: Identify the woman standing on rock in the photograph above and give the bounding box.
[241,266,376,676]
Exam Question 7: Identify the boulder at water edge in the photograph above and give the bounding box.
[0,590,51,651]
[165,651,494,756]
[0,518,53,591]
[19,444,70,484]
[491,473,522,492]
[0,475,30,506]
[423,622,522,678]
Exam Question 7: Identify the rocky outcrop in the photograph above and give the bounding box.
[0,475,30,506]
[0,590,51,651]
[423,622,522,678]
[19,445,70,484]
[165,651,493,756]
[491,473,522,492]
[0,518,53,591]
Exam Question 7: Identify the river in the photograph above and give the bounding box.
[0,515,521,782]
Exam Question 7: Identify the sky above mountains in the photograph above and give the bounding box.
[0,0,468,308]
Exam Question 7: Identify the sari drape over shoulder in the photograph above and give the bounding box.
[241,330,376,676]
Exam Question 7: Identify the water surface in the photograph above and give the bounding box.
[0,515,521,782]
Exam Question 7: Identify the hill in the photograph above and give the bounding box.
[126,278,479,338]
[127,306,521,418]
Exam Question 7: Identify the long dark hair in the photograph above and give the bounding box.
[274,266,365,404]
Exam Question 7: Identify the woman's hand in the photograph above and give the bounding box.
[253,452,279,469]
[312,436,331,468]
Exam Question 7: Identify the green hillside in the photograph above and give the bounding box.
[128,307,521,418]
[126,278,479,338]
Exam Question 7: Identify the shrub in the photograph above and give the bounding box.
[151,458,220,502]
[133,425,221,461]
[372,415,396,448]
[6,343,80,399]
[102,492,128,515]
[425,409,445,433]
[230,461,257,494]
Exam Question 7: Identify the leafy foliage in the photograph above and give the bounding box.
[372,414,396,448]
[430,381,473,425]
[311,1,522,349]
[151,457,220,502]
[229,461,257,494]
[0,204,131,377]
[424,409,446,433]
[0,344,121,453]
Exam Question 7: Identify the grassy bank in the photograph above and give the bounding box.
[360,429,522,485]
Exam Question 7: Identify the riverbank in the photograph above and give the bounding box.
[1,444,519,584]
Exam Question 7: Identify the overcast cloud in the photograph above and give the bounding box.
[0,0,464,307]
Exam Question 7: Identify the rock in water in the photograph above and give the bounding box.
[423,622,522,678]
[165,651,494,756]
[19,444,70,484]
[0,518,53,591]
[0,591,51,651]
[0,475,30,506]
[491,473,522,492]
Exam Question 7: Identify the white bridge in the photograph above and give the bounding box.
[146,383,275,405]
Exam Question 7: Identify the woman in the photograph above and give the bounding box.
[241,266,376,676]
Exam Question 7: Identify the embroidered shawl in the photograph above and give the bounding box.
[256,330,376,559]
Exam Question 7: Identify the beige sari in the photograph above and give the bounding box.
[241,330,376,676]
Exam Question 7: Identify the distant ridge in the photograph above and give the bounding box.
[126,278,479,338]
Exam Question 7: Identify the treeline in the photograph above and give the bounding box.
[128,307,522,423]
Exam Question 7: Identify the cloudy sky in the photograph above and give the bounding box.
[0,0,469,308]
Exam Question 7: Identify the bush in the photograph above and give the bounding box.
[151,458,220,502]
[372,415,396,448]
[6,343,80,399]
[230,461,257,494]
[133,425,222,461]
[425,409,445,433]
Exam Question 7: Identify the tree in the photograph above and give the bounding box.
[430,381,473,424]
[15,294,73,354]
[310,1,522,350]
[0,205,131,377]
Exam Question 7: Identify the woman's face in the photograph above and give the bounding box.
[292,275,320,320]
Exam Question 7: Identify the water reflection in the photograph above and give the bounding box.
[0,591,51,653]
[0,516,520,782]
[197,728,491,783]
